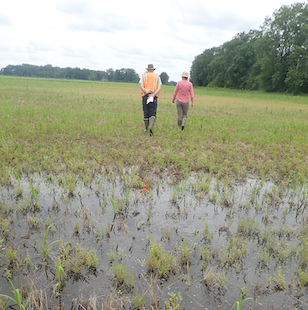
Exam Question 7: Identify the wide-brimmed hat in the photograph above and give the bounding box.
[146,64,156,70]
[181,71,189,78]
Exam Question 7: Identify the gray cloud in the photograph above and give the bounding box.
[176,2,262,34]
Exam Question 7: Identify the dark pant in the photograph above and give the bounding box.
[142,95,158,120]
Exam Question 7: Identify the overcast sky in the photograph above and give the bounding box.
[0,0,300,81]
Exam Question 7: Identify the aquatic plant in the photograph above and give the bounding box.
[231,293,252,310]
[57,240,99,274]
[110,263,134,287]
[219,235,249,267]
[199,222,214,242]
[199,245,210,270]
[237,216,258,236]
[164,292,182,310]
[258,247,273,267]
[0,279,29,310]
[4,244,20,267]
[107,249,116,262]
[176,237,194,265]
[296,267,308,288]
[52,261,66,296]
[273,268,286,291]
[202,268,228,289]
[161,227,171,240]
[133,293,146,308]
[31,223,59,260]
[0,218,9,236]
[146,240,175,278]
[73,222,80,235]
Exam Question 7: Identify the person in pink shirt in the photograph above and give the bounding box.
[172,71,194,130]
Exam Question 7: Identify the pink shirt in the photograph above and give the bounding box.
[172,79,194,103]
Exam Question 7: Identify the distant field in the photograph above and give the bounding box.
[1,76,308,186]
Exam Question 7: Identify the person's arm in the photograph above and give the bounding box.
[140,74,147,94]
[149,76,162,98]
[140,83,147,94]
[148,84,161,98]
[190,83,194,108]
[172,84,179,103]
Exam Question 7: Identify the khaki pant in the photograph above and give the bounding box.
[176,100,189,122]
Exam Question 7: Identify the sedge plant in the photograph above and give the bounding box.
[0,278,29,310]
[231,293,252,310]
[30,223,59,260]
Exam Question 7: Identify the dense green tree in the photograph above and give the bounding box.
[106,68,114,81]
[253,3,308,93]
[123,68,139,82]
[206,46,225,87]
[190,2,308,94]
[160,72,169,84]
[224,32,258,89]
[190,47,217,86]
[114,69,123,81]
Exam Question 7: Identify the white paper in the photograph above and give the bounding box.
[147,97,154,104]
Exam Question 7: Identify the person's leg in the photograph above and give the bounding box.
[181,102,189,130]
[149,116,155,136]
[143,95,149,132]
[144,119,149,131]
[176,100,183,127]
[148,97,158,136]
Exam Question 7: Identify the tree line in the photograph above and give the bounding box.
[190,2,308,94]
[0,64,171,84]
[0,64,141,83]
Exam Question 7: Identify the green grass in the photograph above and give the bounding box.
[1,76,308,187]
[0,278,29,310]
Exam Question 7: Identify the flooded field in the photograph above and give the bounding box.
[2,77,308,309]
[1,170,308,309]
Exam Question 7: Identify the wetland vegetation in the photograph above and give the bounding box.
[0,76,308,309]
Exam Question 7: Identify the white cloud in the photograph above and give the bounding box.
[28,40,52,52]
[67,13,134,33]
[55,0,91,15]
[0,12,13,26]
